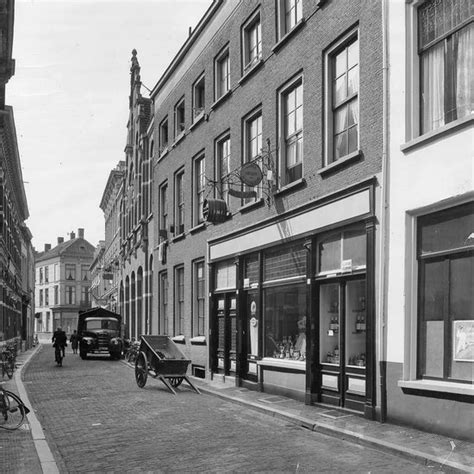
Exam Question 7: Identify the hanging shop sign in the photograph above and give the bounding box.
[240,162,263,187]
[228,188,257,199]
[203,198,228,223]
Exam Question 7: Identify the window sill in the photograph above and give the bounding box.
[157,147,169,162]
[258,358,306,371]
[238,197,264,214]
[190,336,206,345]
[211,90,232,111]
[189,222,206,234]
[190,113,206,131]
[318,150,362,176]
[273,178,306,197]
[172,335,185,344]
[398,379,474,397]
[272,19,306,53]
[401,115,473,153]
[239,59,264,86]
[173,132,186,147]
[171,233,185,243]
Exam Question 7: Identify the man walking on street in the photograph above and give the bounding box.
[52,327,67,364]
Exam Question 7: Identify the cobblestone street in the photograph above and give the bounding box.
[17,345,444,473]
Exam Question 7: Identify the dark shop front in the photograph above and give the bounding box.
[208,184,377,417]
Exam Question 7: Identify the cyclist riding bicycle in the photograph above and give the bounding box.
[52,327,67,366]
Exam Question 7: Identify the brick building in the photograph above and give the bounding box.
[34,229,95,338]
[150,0,384,417]
[118,51,154,340]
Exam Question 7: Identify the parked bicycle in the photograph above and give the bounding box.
[0,385,30,430]
[124,339,140,364]
[1,344,17,379]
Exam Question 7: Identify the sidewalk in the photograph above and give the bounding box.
[3,346,473,473]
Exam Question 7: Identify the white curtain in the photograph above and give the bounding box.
[422,42,445,133]
[455,24,473,120]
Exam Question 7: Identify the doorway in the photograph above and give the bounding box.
[318,277,366,411]
[213,292,237,375]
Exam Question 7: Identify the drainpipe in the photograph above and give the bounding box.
[378,0,390,423]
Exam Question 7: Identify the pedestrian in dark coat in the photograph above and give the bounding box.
[52,327,67,358]
[70,330,79,354]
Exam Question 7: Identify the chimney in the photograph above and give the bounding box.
[44,244,51,252]
[78,228,84,239]
[70,231,75,240]
[57,237,64,244]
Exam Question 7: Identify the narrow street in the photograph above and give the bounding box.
[22,345,441,473]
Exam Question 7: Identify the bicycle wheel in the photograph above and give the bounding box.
[0,391,26,430]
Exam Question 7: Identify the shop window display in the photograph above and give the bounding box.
[264,284,306,360]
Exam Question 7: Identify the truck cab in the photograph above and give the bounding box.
[77,308,123,360]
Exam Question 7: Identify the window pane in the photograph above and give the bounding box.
[348,99,358,127]
[334,131,347,160]
[264,242,306,281]
[320,283,340,365]
[264,284,306,359]
[453,24,473,121]
[346,279,366,367]
[334,76,346,105]
[419,202,474,255]
[422,259,445,321]
[450,254,473,320]
[424,321,444,377]
[319,234,341,273]
[334,106,347,133]
[343,229,366,267]
[348,125,358,154]
[347,66,358,96]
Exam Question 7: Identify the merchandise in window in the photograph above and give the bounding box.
[264,284,306,360]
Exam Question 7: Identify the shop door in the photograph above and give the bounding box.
[318,278,366,411]
[215,293,237,375]
[241,290,259,381]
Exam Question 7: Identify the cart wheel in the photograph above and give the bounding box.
[135,351,148,388]
[169,377,183,388]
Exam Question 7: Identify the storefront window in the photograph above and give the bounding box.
[264,283,306,360]
[320,283,340,364]
[264,242,306,281]
[318,227,366,274]
[215,260,236,290]
[243,254,259,288]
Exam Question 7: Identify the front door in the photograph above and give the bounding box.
[241,290,259,381]
[318,278,366,411]
[214,292,237,375]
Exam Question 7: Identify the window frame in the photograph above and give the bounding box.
[193,154,206,226]
[242,108,263,204]
[65,285,76,305]
[174,169,185,236]
[214,45,231,101]
[215,132,231,206]
[192,73,206,122]
[242,9,262,74]
[324,28,360,166]
[277,0,303,39]
[193,259,206,337]
[159,181,168,240]
[159,116,169,155]
[174,265,185,336]
[174,97,185,138]
[65,264,76,281]
[278,74,304,186]
[159,271,169,335]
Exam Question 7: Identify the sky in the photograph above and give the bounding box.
[8,0,210,251]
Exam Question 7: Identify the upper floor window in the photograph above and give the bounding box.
[193,155,205,226]
[325,31,359,164]
[418,1,472,134]
[216,134,231,206]
[215,47,230,100]
[174,98,185,137]
[159,182,168,240]
[81,265,90,281]
[278,0,303,38]
[175,170,185,235]
[39,289,43,306]
[193,74,205,120]
[159,117,169,154]
[45,288,49,306]
[242,10,262,73]
[159,271,169,335]
[66,285,76,305]
[44,266,49,283]
[39,267,43,284]
[81,286,90,304]
[243,110,263,204]
[280,77,303,185]
[54,285,59,305]
[175,265,185,335]
[65,264,76,280]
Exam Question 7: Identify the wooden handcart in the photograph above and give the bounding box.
[134,335,201,395]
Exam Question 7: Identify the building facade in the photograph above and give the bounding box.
[34,229,95,338]
[150,0,384,416]
[385,0,473,440]
[0,0,35,349]
[118,51,154,340]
